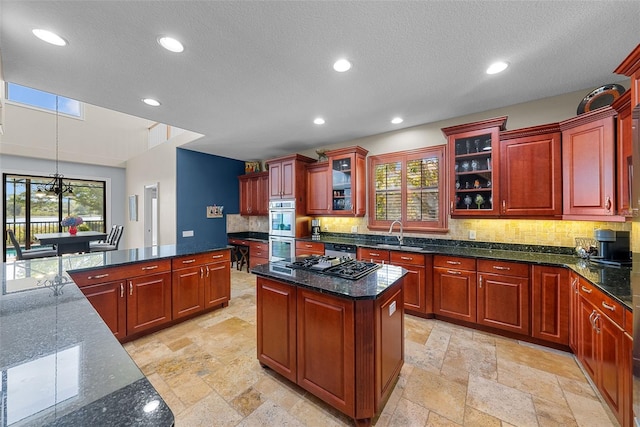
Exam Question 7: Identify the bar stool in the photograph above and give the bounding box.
[230,246,238,268]
[236,246,250,272]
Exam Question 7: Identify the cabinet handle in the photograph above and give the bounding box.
[580,286,592,294]
[88,273,109,280]
[447,270,462,275]
[182,259,196,264]
[446,261,461,265]
[601,301,616,312]
[305,244,313,248]
[502,200,506,214]
[129,281,133,296]
[589,310,596,328]
[206,266,210,277]
[492,266,510,271]
[450,201,454,214]
[400,256,412,260]
[120,283,124,298]
[211,254,224,259]
[605,196,612,212]
[200,267,204,279]
[369,252,380,257]
[479,276,483,288]
[594,313,601,334]
[141,265,158,271]
[571,277,579,292]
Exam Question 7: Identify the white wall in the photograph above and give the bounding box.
[0,154,126,231]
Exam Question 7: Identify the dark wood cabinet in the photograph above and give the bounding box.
[80,280,127,339]
[127,271,172,335]
[433,255,477,323]
[390,251,427,314]
[476,260,529,335]
[239,172,269,216]
[357,247,390,263]
[442,116,507,217]
[614,43,640,110]
[257,277,297,382]
[172,250,231,320]
[249,240,269,269]
[560,107,621,220]
[295,240,324,257]
[531,265,570,345]
[267,154,314,201]
[498,124,562,217]
[306,162,331,215]
[613,91,634,217]
[569,272,580,353]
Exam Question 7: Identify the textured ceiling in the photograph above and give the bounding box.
[1,1,638,161]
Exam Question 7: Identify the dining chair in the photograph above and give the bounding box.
[90,225,123,252]
[6,229,58,260]
[89,225,117,249]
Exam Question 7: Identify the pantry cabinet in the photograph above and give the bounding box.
[239,172,269,216]
[442,116,507,217]
[560,107,620,220]
[267,153,315,201]
[498,124,562,217]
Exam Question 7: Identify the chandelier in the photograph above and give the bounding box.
[35,96,73,198]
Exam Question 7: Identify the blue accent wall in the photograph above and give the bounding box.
[176,148,245,247]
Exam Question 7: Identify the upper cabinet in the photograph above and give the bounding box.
[239,171,269,216]
[267,154,315,203]
[560,107,621,221]
[305,146,368,216]
[442,116,507,217]
[498,123,562,217]
[612,91,633,217]
[614,43,640,110]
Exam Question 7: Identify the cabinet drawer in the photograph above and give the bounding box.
[578,279,624,327]
[250,241,268,252]
[295,241,325,253]
[202,250,231,263]
[228,238,250,246]
[172,250,231,268]
[358,247,390,262]
[477,259,529,278]
[434,255,475,271]
[624,308,632,334]
[390,251,425,266]
[70,259,171,287]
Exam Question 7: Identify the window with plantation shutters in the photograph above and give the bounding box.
[368,146,447,232]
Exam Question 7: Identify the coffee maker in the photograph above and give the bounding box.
[591,229,631,266]
[311,219,321,240]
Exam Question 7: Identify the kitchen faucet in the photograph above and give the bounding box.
[388,219,403,246]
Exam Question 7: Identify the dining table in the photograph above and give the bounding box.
[35,231,108,256]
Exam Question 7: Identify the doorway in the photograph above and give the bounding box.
[143,183,159,247]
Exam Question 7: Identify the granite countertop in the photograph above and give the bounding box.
[251,261,407,300]
[0,256,174,426]
[227,231,269,242]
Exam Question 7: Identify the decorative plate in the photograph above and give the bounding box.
[576,83,626,115]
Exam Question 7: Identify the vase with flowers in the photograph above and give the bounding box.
[61,216,83,235]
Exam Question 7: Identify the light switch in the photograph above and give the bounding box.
[469,230,476,240]
[182,230,194,237]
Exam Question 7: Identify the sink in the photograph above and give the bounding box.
[375,244,424,252]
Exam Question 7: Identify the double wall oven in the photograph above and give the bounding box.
[268,200,296,261]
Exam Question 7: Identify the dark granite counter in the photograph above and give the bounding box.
[251,261,407,300]
[0,243,229,426]
[227,231,269,242]
[298,233,631,310]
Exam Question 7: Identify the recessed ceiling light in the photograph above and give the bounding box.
[486,61,509,75]
[314,118,325,125]
[391,117,403,124]
[32,29,67,46]
[142,98,161,107]
[333,59,352,72]
[158,36,184,53]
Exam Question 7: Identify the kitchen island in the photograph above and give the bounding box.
[252,260,407,427]
[0,243,230,426]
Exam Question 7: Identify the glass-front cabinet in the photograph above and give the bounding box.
[442,117,507,217]
[327,146,368,216]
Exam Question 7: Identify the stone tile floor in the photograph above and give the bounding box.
[124,269,618,426]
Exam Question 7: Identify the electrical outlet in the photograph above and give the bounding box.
[351,225,358,233]
[323,225,329,231]
[182,230,194,237]
[469,230,476,240]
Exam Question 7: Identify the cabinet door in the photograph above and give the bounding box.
[257,278,297,382]
[531,266,570,345]
[500,131,562,216]
[306,163,330,214]
[280,158,296,198]
[269,161,283,198]
[396,262,425,313]
[329,153,356,215]
[433,267,477,323]
[569,273,580,353]
[81,280,127,340]
[598,312,625,422]
[257,173,270,215]
[357,247,390,263]
[297,288,355,416]
[239,176,252,215]
[204,261,230,308]
[477,273,529,335]
[172,265,204,319]
[577,295,599,380]
[249,176,260,214]
[614,92,633,217]
[562,113,616,217]
[127,272,172,335]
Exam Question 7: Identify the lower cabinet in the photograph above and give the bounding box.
[295,240,325,257]
[433,256,477,323]
[569,272,580,353]
[80,280,127,340]
[256,276,404,424]
[249,240,269,268]
[575,277,629,426]
[531,265,569,345]
[127,272,173,335]
[390,251,428,314]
